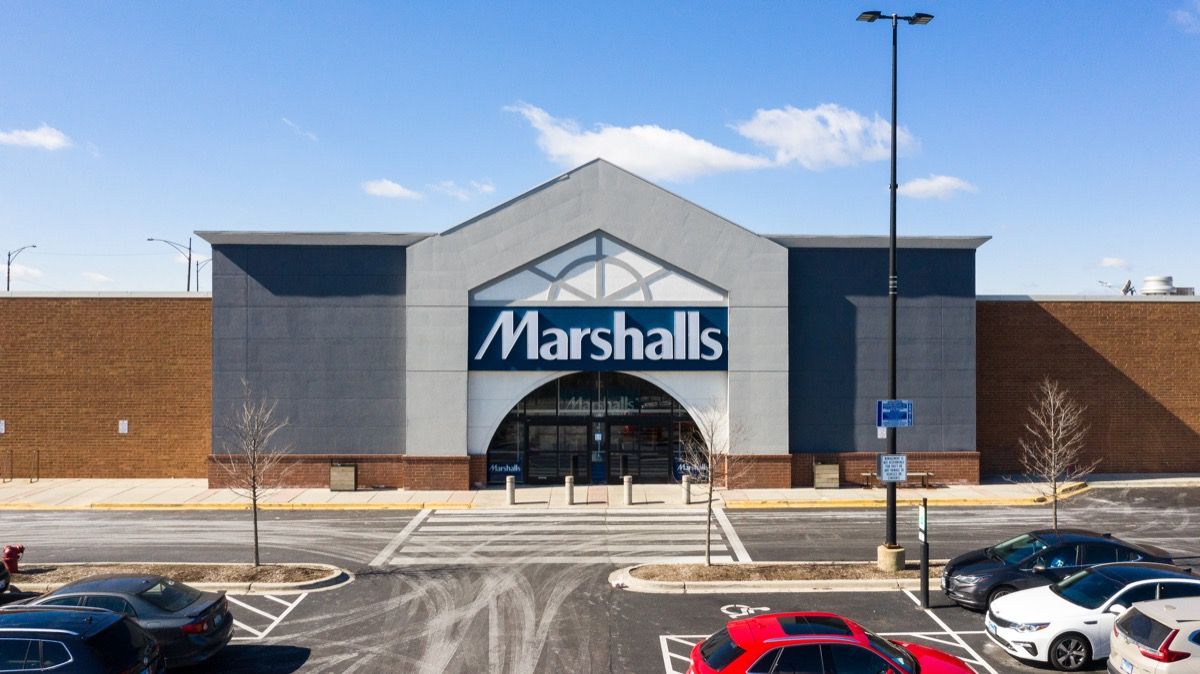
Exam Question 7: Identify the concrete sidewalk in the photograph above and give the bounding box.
[0,474,1194,510]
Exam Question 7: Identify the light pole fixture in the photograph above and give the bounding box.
[857,10,933,557]
[195,258,213,292]
[6,244,37,292]
[147,237,193,291]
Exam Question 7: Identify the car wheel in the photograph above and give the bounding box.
[1049,633,1092,671]
[987,586,1014,606]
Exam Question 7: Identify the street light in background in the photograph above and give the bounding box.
[147,237,192,292]
[6,244,37,292]
[857,9,933,570]
[195,258,212,292]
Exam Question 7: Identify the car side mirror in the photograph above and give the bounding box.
[1107,604,1127,616]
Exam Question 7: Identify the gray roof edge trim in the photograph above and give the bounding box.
[1,292,210,298]
[196,232,435,246]
[768,235,991,249]
[979,294,1200,302]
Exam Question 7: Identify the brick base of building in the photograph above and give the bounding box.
[789,452,980,487]
[207,454,472,491]
[208,451,980,490]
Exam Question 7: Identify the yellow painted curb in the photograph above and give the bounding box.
[725,485,1091,509]
[0,502,474,511]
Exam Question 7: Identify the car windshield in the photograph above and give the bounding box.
[866,631,918,674]
[990,533,1048,564]
[699,628,745,671]
[1051,569,1123,609]
[138,578,202,612]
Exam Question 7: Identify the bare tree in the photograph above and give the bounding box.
[677,404,750,566]
[214,382,293,566]
[1018,377,1099,532]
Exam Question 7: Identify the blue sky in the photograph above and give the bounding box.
[2,1,1198,294]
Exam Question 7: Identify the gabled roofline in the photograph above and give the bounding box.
[439,159,775,245]
[196,232,434,246]
[769,235,990,250]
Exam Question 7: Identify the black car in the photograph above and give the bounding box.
[21,574,233,668]
[0,605,164,673]
[942,529,1173,609]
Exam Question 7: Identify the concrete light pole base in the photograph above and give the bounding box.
[877,544,906,573]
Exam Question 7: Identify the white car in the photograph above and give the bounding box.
[986,563,1200,671]
[1109,597,1200,674]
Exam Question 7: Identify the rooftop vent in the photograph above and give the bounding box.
[1141,276,1195,296]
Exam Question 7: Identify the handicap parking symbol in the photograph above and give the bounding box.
[720,604,770,619]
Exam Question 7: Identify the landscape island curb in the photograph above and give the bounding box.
[11,562,353,595]
[608,562,953,595]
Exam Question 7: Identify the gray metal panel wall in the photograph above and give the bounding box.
[211,245,406,455]
[788,248,976,454]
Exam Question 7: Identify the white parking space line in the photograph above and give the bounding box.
[902,589,999,674]
[369,507,430,567]
[390,555,736,565]
[713,507,751,562]
[228,593,309,642]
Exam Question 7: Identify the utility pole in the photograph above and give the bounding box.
[147,237,193,291]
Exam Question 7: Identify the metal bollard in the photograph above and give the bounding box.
[681,475,691,505]
[623,475,633,506]
[506,475,515,506]
[565,475,575,506]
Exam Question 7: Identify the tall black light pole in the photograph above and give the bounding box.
[6,244,37,292]
[147,237,192,291]
[195,258,212,292]
[857,10,932,553]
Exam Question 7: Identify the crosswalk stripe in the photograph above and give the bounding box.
[389,555,736,565]
[419,524,711,532]
[399,544,728,553]
[381,507,739,566]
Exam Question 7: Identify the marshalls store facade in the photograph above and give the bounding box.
[3,159,1197,490]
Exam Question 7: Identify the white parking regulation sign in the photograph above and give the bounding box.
[878,454,907,482]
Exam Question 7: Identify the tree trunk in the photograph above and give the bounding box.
[252,491,261,567]
[1052,491,1058,533]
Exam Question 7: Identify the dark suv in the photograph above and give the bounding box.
[942,529,1173,609]
[0,606,164,673]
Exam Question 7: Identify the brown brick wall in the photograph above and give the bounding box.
[977,300,1200,475]
[726,454,792,488]
[790,452,979,487]
[0,297,211,479]
[207,454,406,489]
[469,455,487,488]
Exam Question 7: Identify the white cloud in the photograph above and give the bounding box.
[281,117,318,142]
[1170,1,1200,33]
[1100,257,1132,270]
[9,263,43,280]
[361,178,422,200]
[0,124,73,150]
[430,179,497,201]
[81,271,112,284]
[733,104,914,170]
[506,102,771,182]
[897,174,978,199]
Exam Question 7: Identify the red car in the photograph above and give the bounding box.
[689,611,975,674]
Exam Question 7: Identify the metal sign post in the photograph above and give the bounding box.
[918,498,929,608]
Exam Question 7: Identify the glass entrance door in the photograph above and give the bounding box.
[524,421,589,485]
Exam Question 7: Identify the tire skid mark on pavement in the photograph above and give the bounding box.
[227,593,308,642]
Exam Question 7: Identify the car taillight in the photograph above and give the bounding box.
[1139,629,1191,663]
[181,619,210,634]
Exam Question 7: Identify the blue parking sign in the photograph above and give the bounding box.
[876,400,913,428]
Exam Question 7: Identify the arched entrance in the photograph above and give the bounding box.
[485,372,698,485]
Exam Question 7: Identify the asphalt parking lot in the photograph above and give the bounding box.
[1,486,1196,672]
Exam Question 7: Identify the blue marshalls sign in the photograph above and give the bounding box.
[468,306,728,371]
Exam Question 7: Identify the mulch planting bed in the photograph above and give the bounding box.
[13,563,331,585]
